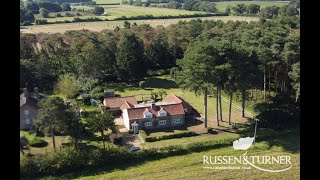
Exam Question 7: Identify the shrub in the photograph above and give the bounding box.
[90,86,105,101]
[35,19,48,25]
[139,81,146,89]
[56,13,62,17]
[93,6,104,15]
[29,137,48,147]
[129,129,134,134]
[145,131,196,142]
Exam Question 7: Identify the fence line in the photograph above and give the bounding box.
[220,95,254,118]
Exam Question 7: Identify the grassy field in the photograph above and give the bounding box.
[21,16,258,34]
[94,0,123,3]
[47,129,299,179]
[215,1,289,12]
[37,4,207,22]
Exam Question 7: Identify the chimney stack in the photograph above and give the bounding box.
[151,102,156,109]
[23,88,28,98]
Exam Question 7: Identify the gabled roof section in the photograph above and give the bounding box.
[120,100,135,110]
[103,96,137,109]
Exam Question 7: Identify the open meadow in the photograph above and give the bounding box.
[20,16,258,34]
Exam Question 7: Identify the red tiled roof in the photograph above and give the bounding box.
[163,94,192,110]
[119,101,135,110]
[127,103,184,120]
[104,96,137,109]
[162,94,182,104]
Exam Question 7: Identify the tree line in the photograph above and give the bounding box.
[21,16,299,128]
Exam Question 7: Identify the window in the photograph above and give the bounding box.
[145,122,152,127]
[173,119,180,124]
[159,120,166,125]
[24,110,29,115]
[158,109,167,117]
[144,112,153,118]
[25,118,31,125]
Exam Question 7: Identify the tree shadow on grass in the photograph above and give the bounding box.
[144,78,179,89]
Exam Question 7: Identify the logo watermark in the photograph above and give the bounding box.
[203,137,293,172]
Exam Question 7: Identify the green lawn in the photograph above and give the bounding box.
[49,129,299,180]
[215,1,289,12]
[112,75,252,127]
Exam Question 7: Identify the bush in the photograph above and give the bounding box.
[93,6,104,15]
[29,137,48,147]
[145,131,196,142]
[56,13,62,17]
[90,86,105,101]
[35,19,48,25]
[129,129,134,134]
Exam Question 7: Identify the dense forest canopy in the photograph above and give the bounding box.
[20,2,299,129]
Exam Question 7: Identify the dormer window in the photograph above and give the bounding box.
[158,109,167,117]
[144,111,153,118]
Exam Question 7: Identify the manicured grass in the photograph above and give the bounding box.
[21,16,258,34]
[215,1,289,12]
[20,131,67,156]
[94,0,123,4]
[143,132,239,149]
[51,129,299,179]
[147,129,190,138]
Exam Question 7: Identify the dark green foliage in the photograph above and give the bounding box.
[35,19,48,25]
[20,8,35,24]
[39,8,49,18]
[29,137,48,147]
[123,20,131,29]
[246,4,260,15]
[93,7,104,15]
[61,3,71,11]
[90,86,105,101]
[259,5,280,19]
[139,130,196,142]
[116,33,146,80]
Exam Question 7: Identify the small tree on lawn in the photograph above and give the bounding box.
[93,7,104,15]
[158,90,167,101]
[39,8,49,18]
[33,96,70,151]
[86,112,115,149]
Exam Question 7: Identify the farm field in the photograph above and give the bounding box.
[43,4,207,22]
[215,1,289,12]
[20,16,258,34]
[46,129,300,180]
